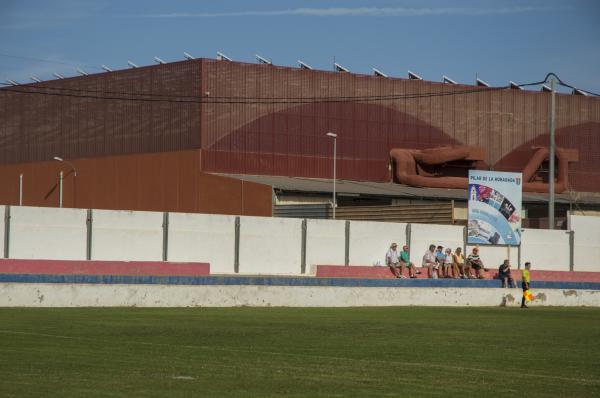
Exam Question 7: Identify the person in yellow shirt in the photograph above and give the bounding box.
[521,262,532,308]
[453,247,471,279]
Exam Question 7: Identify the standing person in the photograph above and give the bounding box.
[521,262,532,308]
[400,245,420,278]
[453,247,469,279]
[386,243,404,278]
[422,244,437,279]
[498,259,515,288]
[435,246,446,278]
[466,247,487,279]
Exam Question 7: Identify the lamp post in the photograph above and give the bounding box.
[53,157,77,208]
[326,132,337,219]
[19,173,23,206]
[548,78,556,229]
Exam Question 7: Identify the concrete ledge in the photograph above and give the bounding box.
[316,265,600,282]
[0,259,210,276]
[1,283,600,307]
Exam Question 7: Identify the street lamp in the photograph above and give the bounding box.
[326,132,337,219]
[53,157,77,208]
[548,77,556,229]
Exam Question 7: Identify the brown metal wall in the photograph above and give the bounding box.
[1,58,599,193]
[200,59,600,192]
[0,60,202,164]
[0,150,272,216]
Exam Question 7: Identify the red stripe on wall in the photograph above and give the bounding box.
[315,265,600,282]
[0,259,210,276]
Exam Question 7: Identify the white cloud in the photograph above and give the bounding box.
[135,6,547,18]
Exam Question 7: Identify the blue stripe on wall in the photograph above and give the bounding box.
[1,274,600,290]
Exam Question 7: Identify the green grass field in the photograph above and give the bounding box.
[0,307,599,397]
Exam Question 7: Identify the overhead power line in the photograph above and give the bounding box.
[0,76,558,100]
[0,74,597,103]
[0,85,515,104]
[0,81,510,100]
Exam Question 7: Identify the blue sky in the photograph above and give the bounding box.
[1,0,599,93]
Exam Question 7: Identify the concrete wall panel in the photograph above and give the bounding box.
[2,283,600,307]
[305,219,346,270]
[8,206,87,260]
[521,229,570,271]
[239,216,302,275]
[92,209,163,261]
[570,215,600,271]
[168,213,236,274]
[349,221,407,266]
[410,223,463,265]
[465,245,519,270]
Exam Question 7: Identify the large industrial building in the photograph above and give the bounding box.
[1,57,599,226]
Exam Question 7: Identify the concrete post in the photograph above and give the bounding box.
[462,226,467,256]
[406,223,412,261]
[162,212,169,262]
[301,219,307,274]
[345,220,350,266]
[234,216,240,273]
[569,230,575,271]
[3,206,10,259]
[86,209,93,260]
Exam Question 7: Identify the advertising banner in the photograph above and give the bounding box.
[468,170,522,246]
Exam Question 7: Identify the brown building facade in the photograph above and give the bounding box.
[0,58,599,214]
[0,150,272,215]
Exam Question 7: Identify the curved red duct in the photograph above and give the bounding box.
[390,146,578,193]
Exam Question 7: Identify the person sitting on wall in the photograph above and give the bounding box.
[435,246,446,278]
[444,247,458,279]
[386,243,405,278]
[400,245,420,279]
[498,259,515,288]
[422,244,437,278]
[452,247,469,279]
[466,247,487,279]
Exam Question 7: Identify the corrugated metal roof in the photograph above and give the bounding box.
[212,173,600,205]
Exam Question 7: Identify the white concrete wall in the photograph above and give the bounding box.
[465,244,519,270]
[8,206,87,260]
[239,216,302,275]
[570,215,600,272]
[348,221,407,266]
[3,205,600,276]
[520,229,570,271]
[305,219,346,271]
[168,213,236,274]
[91,209,163,261]
[2,283,600,307]
[410,223,463,265]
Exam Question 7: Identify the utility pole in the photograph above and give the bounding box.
[326,132,337,219]
[548,78,556,229]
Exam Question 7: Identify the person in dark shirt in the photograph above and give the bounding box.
[498,259,515,288]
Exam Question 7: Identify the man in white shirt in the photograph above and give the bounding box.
[386,243,405,278]
[422,244,437,278]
